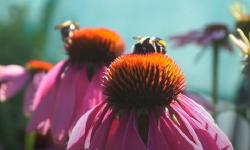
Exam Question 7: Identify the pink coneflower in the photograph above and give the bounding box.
[27,25,125,144]
[170,24,233,117]
[170,24,233,52]
[131,36,214,113]
[67,54,233,150]
[0,60,53,116]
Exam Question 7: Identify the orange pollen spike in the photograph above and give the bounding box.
[26,60,53,73]
[103,54,186,109]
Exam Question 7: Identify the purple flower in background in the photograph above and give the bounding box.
[170,24,233,117]
[0,60,53,117]
[27,22,125,145]
[170,24,233,52]
[67,54,233,150]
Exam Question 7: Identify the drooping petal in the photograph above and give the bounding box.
[196,31,226,46]
[147,111,202,150]
[24,72,46,117]
[50,65,77,144]
[184,91,214,112]
[0,65,30,101]
[67,103,107,150]
[70,66,105,130]
[89,111,146,150]
[31,60,68,110]
[174,94,233,150]
[170,31,203,47]
[27,60,68,135]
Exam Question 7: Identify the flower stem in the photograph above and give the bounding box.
[212,43,219,119]
[24,132,36,150]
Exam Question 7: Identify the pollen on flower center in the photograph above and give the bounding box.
[103,54,185,109]
[65,28,125,64]
[26,60,53,73]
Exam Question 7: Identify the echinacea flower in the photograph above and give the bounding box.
[229,28,250,79]
[170,24,233,117]
[170,24,233,52]
[27,23,125,144]
[131,36,214,113]
[0,60,53,116]
[67,54,233,150]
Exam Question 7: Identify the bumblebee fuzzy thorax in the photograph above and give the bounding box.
[103,54,185,110]
[132,36,166,54]
[55,20,80,43]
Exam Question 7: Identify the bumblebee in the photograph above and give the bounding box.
[55,20,80,43]
[132,36,166,54]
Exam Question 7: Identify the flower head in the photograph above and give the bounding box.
[103,54,184,109]
[28,27,125,144]
[230,28,250,78]
[0,60,53,116]
[65,28,125,64]
[26,60,53,74]
[67,53,233,150]
[0,65,29,102]
[170,24,233,52]
[132,36,166,54]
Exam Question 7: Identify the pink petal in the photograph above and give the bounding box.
[87,110,146,150]
[23,72,46,117]
[0,65,30,101]
[148,110,203,150]
[104,112,146,150]
[184,91,214,112]
[174,94,233,150]
[170,31,203,47]
[50,65,77,144]
[31,60,68,110]
[27,60,68,135]
[177,93,214,122]
[70,66,105,130]
[67,103,106,150]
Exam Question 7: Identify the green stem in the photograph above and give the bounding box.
[212,44,219,119]
[24,132,36,150]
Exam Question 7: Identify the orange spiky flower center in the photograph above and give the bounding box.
[103,54,185,109]
[65,28,125,65]
[26,60,53,73]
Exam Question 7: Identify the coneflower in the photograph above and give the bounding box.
[0,60,53,117]
[27,21,125,144]
[170,24,233,118]
[67,54,233,150]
